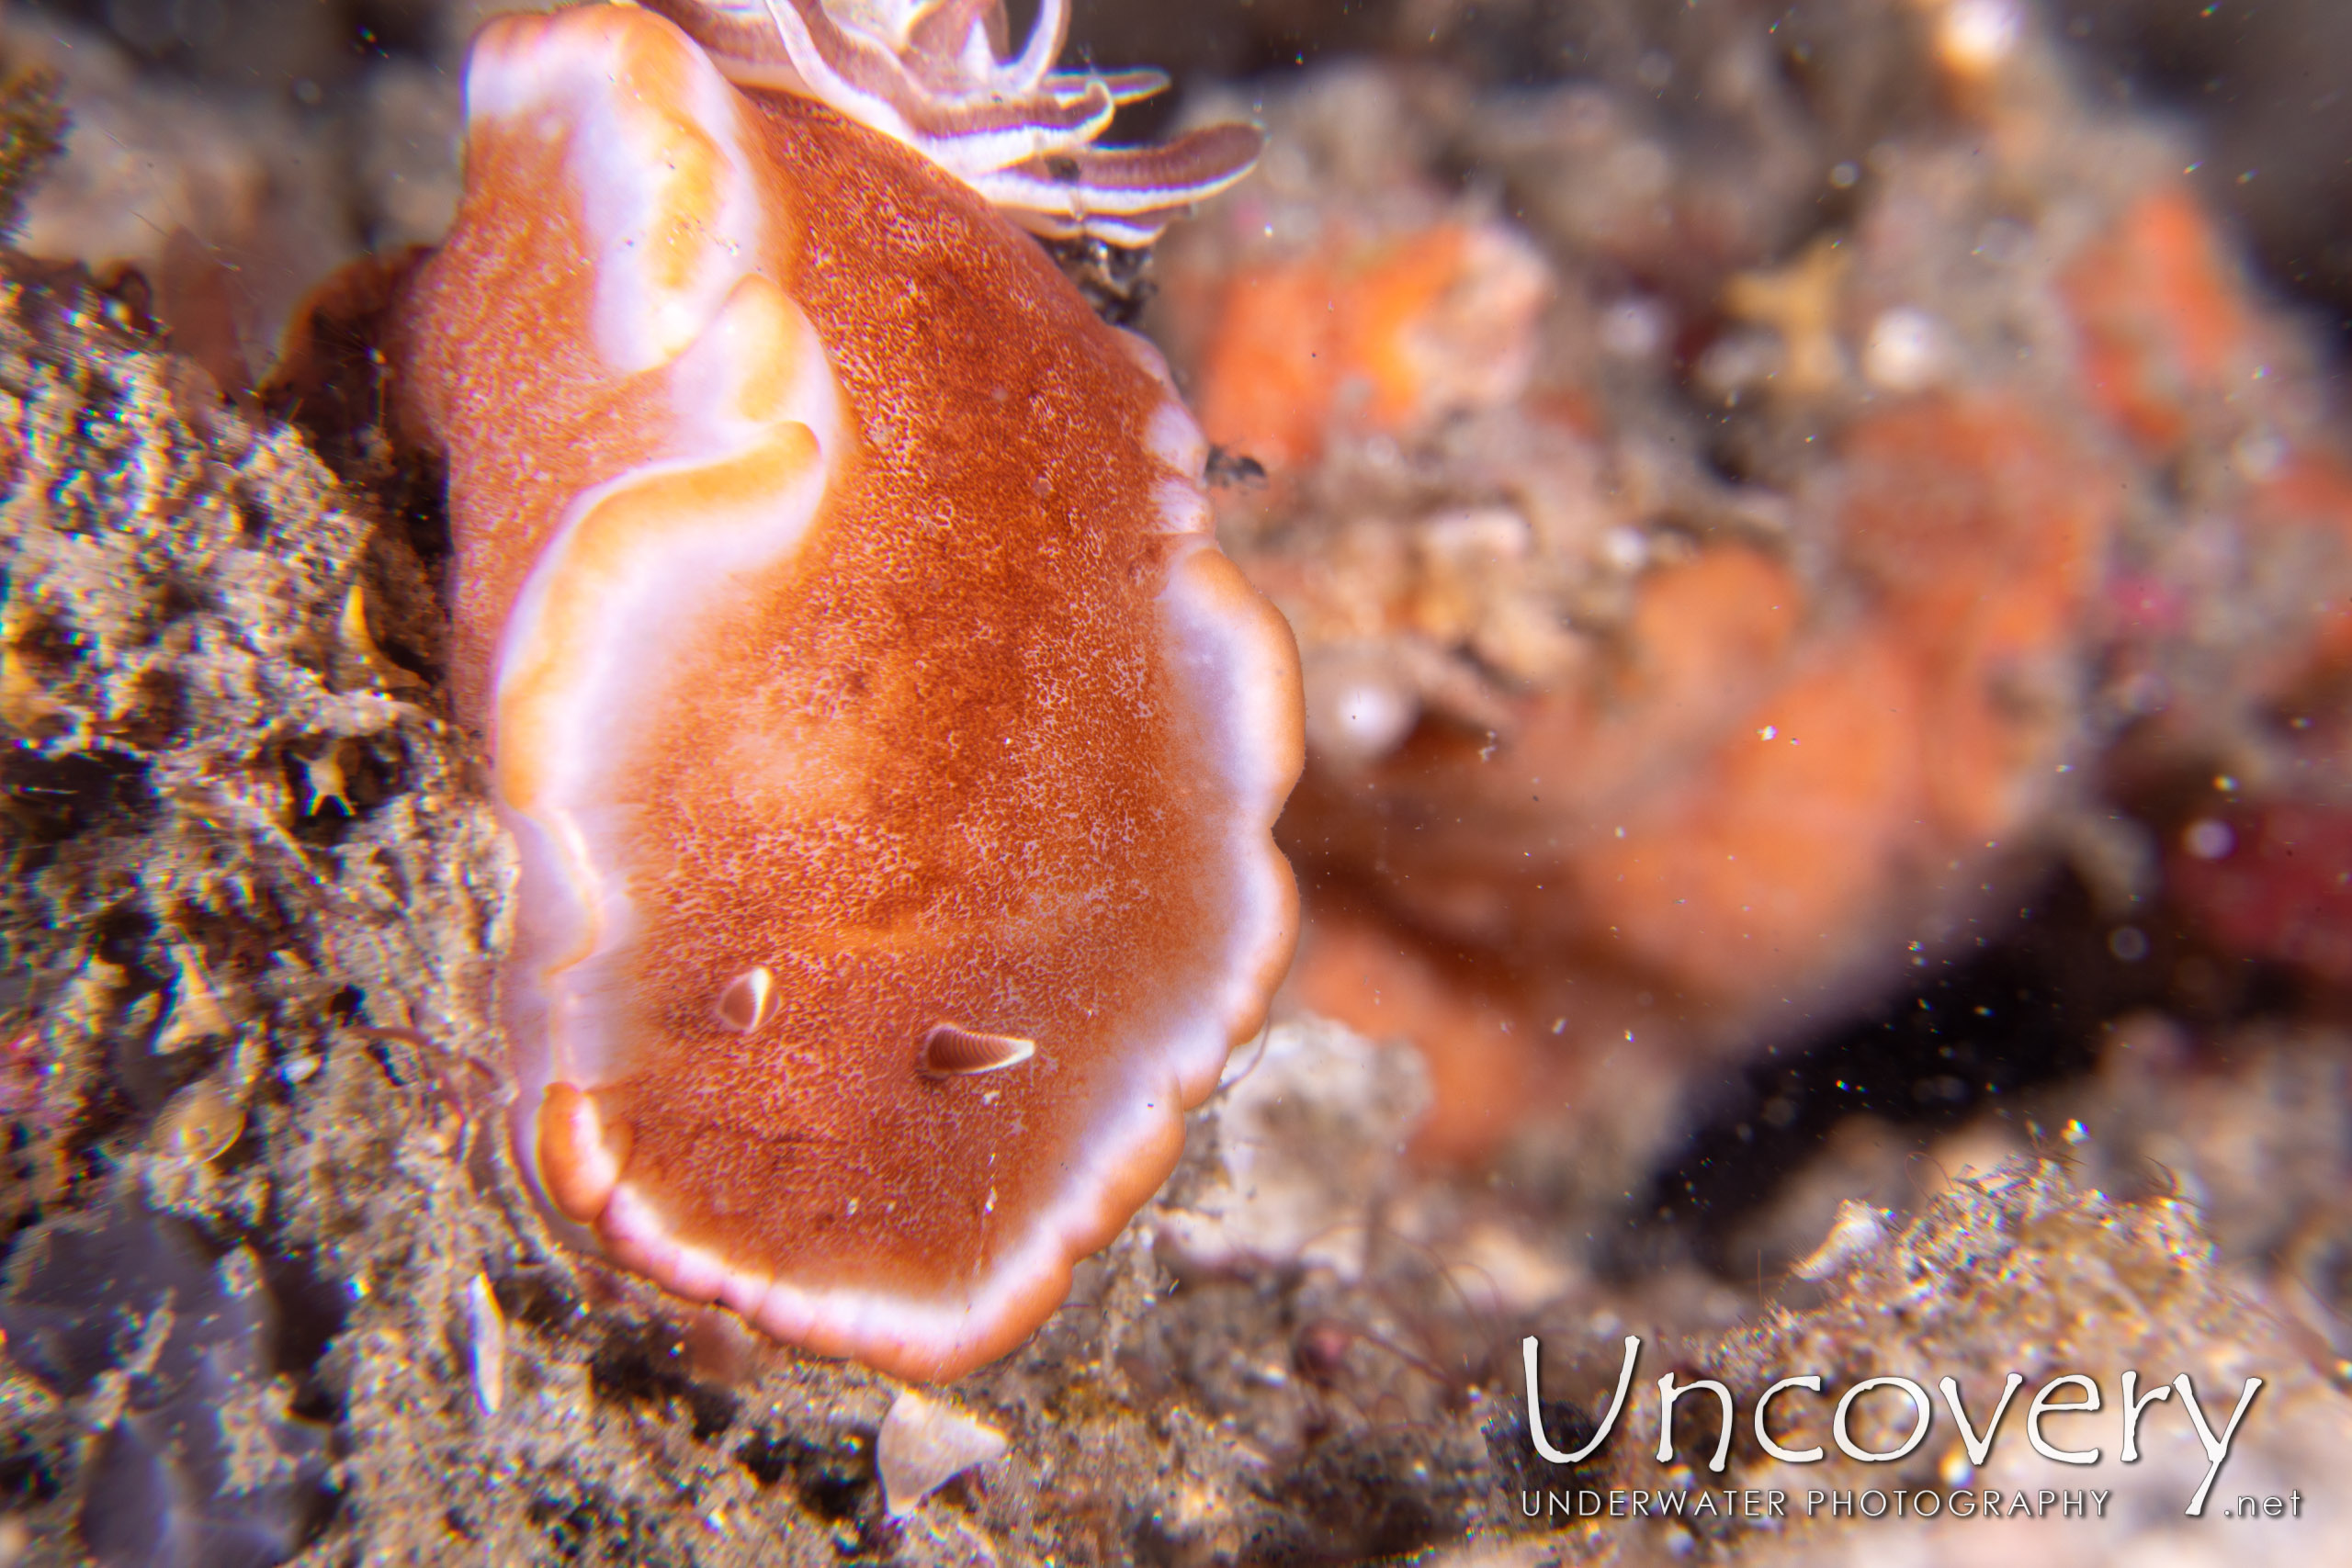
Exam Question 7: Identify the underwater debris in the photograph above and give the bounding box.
[874,1389,1008,1518]
[1159,1017,1430,1279]
[1788,1198,1887,1282]
[464,1271,504,1418]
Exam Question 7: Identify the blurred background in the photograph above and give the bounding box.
[7,0,2352,345]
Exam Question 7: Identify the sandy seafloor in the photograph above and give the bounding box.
[2,0,2352,1562]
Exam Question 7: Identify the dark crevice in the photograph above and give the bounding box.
[733,1426,870,1521]
[1629,859,2301,1275]
[586,1322,740,1442]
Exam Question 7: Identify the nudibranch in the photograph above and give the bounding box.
[387,1,1300,1378]
[636,0,1265,245]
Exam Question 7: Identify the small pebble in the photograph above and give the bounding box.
[876,1389,1007,1517]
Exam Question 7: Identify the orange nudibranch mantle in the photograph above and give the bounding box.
[388,3,1301,1379]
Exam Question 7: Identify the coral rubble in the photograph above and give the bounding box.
[1479,1161,2352,1566]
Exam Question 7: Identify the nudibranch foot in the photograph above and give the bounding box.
[390,2,1299,1381]
[639,0,1263,244]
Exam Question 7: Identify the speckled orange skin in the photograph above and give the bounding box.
[390,7,1298,1378]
